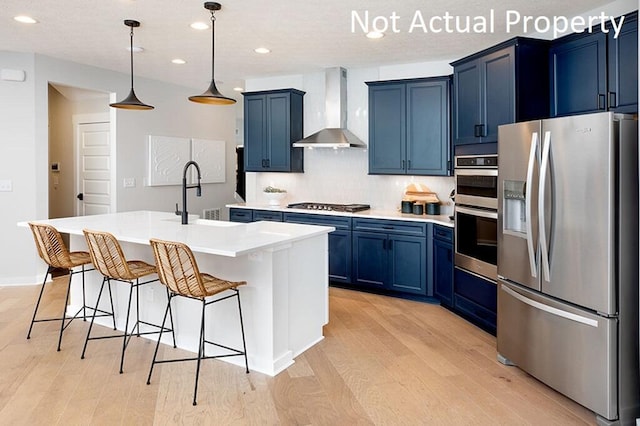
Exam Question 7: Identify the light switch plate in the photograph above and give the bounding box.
[0,180,12,192]
[123,178,136,188]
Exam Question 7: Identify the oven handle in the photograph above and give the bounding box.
[525,132,539,278]
[454,168,498,177]
[455,206,497,220]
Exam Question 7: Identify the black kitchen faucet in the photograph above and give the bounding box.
[175,160,202,225]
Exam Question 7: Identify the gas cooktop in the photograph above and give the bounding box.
[287,202,371,213]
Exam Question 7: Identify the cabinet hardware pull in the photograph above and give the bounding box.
[382,225,394,230]
[608,92,617,109]
[407,160,411,169]
[401,160,406,169]
[598,94,606,110]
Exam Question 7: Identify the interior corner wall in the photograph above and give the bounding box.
[0,52,237,285]
[48,85,75,220]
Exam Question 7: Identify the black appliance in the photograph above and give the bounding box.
[235,146,245,201]
[287,202,370,213]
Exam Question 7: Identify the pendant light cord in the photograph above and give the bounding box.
[210,10,216,82]
[129,26,135,90]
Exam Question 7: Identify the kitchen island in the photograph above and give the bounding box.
[20,211,334,376]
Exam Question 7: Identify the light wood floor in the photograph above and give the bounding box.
[0,276,595,425]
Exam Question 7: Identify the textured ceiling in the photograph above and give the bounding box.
[0,0,620,96]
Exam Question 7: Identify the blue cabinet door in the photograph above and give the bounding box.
[388,235,426,295]
[406,80,450,176]
[481,47,515,144]
[244,96,267,171]
[328,230,352,284]
[352,231,387,288]
[608,14,638,113]
[368,84,405,174]
[266,93,291,171]
[453,60,482,145]
[550,32,607,117]
[433,238,454,307]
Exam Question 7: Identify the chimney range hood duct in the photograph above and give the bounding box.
[293,67,366,148]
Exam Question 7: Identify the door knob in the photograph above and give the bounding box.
[77,193,84,201]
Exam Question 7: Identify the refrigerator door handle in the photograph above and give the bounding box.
[539,130,552,282]
[501,285,599,327]
[525,132,539,278]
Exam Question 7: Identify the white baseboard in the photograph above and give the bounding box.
[0,275,42,286]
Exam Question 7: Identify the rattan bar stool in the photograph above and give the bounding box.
[82,229,176,374]
[147,238,249,406]
[27,222,113,351]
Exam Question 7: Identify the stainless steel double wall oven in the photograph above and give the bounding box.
[454,155,498,281]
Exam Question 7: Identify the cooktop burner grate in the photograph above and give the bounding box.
[287,202,370,213]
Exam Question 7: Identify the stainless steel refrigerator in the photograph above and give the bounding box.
[496,112,639,425]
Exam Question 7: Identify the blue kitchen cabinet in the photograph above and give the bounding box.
[454,267,496,335]
[452,37,550,149]
[352,219,428,295]
[253,210,283,222]
[433,225,454,308]
[367,77,451,176]
[607,11,638,114]
[550,11,637,116]
[284,213,353,284]
[549,32,607,116]
[243,89,305,172]
[229,208,253,223]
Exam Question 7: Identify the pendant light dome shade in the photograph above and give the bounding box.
[189,2,236,105]
[110,20,154,110]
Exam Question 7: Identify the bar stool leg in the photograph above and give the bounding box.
[27,266,52,340]
[82,277,108,359]
[56,269,75,351]
[106,279,117,330]
[236,290,249,374]
[147,293,173,385]
[166,288,177,348]
[192,298,207,406]
[119,282,135,374]
[81,265,88,321]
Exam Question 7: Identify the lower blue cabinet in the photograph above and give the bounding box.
[453,267,497,335]
[253,210,283,222]
[433,225,454,308]
[229,208,253,223]
[352,219,428,296]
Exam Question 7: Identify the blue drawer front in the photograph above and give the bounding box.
[454,268,496,311]
[433,224,453,243]
[284,213,352,230]
[254,210,283,222]
[353,218,426,236]
[230,208,253,223]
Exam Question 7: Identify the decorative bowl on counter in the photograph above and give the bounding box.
[263,186,287,205]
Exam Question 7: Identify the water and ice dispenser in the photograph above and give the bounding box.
[503,180,527,235]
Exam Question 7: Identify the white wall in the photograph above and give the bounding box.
[244,60,456,213]
[0,52,237,285]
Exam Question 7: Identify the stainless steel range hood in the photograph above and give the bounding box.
[293,67,366,148]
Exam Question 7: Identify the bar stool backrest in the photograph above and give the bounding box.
[83,229,135,281]
[149,239,206,298]
[28,222,74,269]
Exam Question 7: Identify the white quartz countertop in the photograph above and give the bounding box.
[19,210,334,257]
[227,203,455,228]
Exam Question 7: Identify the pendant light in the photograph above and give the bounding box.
[189,2,236,105]
[110,20,154,110]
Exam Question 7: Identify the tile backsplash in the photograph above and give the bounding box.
[246,148,455,215]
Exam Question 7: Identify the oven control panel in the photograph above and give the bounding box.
[455,155,498,168]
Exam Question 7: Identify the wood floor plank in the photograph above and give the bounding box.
[0,280,602,425]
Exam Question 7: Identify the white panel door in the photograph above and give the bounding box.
[77,122,111,216]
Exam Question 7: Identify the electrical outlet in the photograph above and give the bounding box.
[123,178,136,188]
[0,180,12,192]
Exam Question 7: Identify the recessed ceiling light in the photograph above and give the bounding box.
[366,31,384,39]
[126,46,145,53]
[14,15,38,24]
[233,87,244,92]
[190,22,209,30]
[254,47,270,54]
[171,58,187,64]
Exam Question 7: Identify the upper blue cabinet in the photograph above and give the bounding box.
[550,11,637,116]
[243,89,305,173]
[367,77,451,176]
[451,38,550,147]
